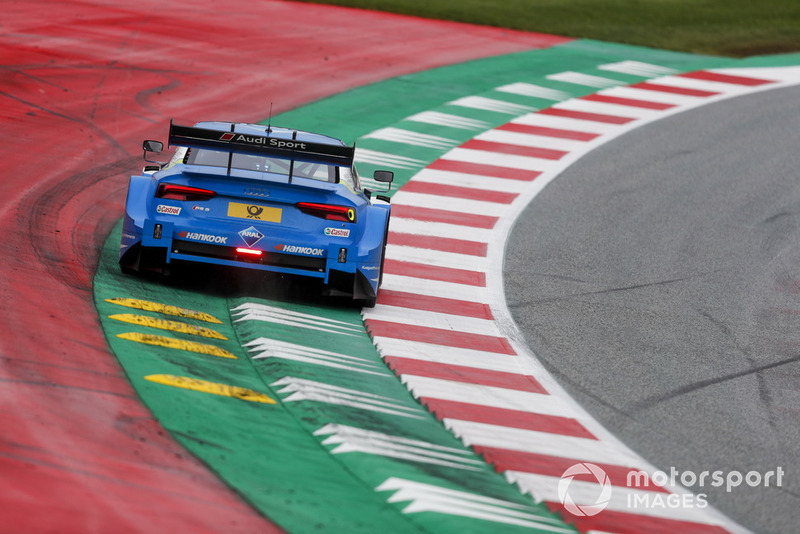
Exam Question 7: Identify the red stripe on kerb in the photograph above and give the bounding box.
[384,356,546,392]
[428,159,542,181]
[630,81,720,97]
[421,397,594,439]
[388,232,488,256]
[366,320,516,354]
[461,139,568,160]
[581,93,675,110]
[384,259,485,286]
[390,204,498,229]
[377,290,493,319]
[538,107,635,124]
[475,446,669,493]
[679,70,774,86]
[545,503,732,534]
[496,122,599,141]
[400,181,517,204]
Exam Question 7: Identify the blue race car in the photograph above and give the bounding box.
[119,121,393,307]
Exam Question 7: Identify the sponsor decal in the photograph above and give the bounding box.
[228,201,282,222]
[324,227,351,238]
[156,204,181,215]
[238,226,264,247]
[178,231,228,244]
[275,244,325,257]
[224,133,308,150]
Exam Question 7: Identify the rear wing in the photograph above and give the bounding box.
[167,121,355,168]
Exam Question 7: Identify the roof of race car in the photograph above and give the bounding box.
[194,121,347,147]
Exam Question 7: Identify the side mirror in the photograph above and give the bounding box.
[373,170,393,192]
[142,139,166,167]
[143,140,164,153]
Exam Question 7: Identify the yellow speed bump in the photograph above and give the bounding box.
[105,298,223,324]
[145,374,276,404]
[110,313,228,340]
[117,332,237,359]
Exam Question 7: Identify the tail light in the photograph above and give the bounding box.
[156,183,216,201]
[296,202,356,223]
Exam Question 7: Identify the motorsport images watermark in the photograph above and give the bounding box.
[558,462,785,516]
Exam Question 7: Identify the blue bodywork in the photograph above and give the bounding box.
[120,121,392,306]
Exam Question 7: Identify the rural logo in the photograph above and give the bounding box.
[238,226,264,247]
[558,462,612,516]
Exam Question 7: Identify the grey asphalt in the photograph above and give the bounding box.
[504,84,800,534]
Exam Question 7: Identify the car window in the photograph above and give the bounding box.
[339,166,360,190]
[187,148,336,182]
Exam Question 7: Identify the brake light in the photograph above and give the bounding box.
[235,247,263,257]
[296,202,356,223]
[156,183,216,201]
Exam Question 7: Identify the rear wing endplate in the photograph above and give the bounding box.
[167,121,355,167]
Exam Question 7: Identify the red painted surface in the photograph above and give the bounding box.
[630,81,721,97]
[495,122,600,141]
[461,138,569,159]
[420,397,595,438]
[367,320,515,354]
[678,70,773,86]
[538,107,636,124]
[377,289,494,318]
[581,93,676,110]
[388,232,489,256]
[390,204,499,228]
[546,502,731,534]
[385,356,546,392]
[476,447,670,493]
[384,259,487,285]
[428,158,544,180]
[0,1,567,531]
[399,180,519,203]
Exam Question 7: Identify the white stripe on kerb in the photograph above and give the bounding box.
[444,419,638,466]
[388,218,494,242]
[384,244,489,272]
[364,306,500,337]
[410,169,529,194]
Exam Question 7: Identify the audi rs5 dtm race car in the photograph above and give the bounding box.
[119,121,393,307]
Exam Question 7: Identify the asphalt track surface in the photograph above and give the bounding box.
[0,2,562,531]
[505,84,800,534]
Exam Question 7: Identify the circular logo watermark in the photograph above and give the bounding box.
[558,462,613,516]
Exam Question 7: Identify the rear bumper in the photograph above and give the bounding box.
[121,216,382,297]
